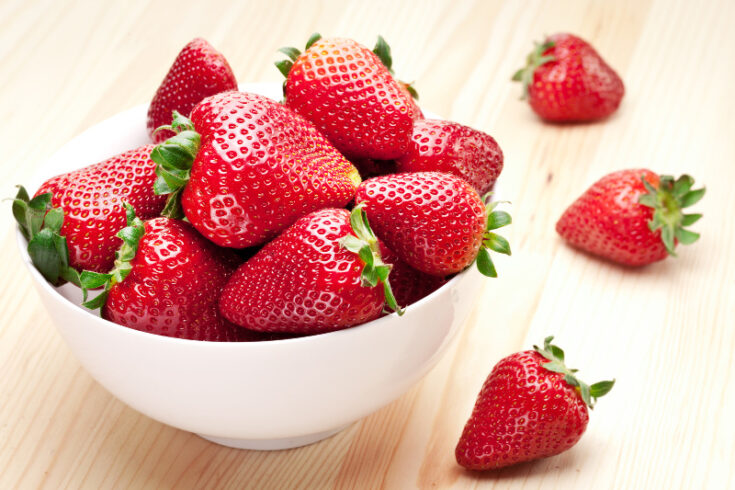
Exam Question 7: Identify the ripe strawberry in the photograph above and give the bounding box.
[275,33,420,160]
[512,33,624,122]
[354,172,511,277]
[556,170,705,266]
[219,207,400,335]
[456,337,614,470]
[13,145,166,285]
[396,119,504,195]
[80,207,244,341]
[147,38,237,143]
[379,244,447,307]
[151,93,361,248]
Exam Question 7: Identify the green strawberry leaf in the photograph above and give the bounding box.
[373,35,393,73]
[475,247,497,278]
[305,33,322,50]
[534,336,615,409]
[340,205,403,316]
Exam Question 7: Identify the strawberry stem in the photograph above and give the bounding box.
[11,185,80,287]
[534,336,615,408]
[80,203,145,311]
[638,173,705,256]
[340,205,403,315]
[151,111,200,220]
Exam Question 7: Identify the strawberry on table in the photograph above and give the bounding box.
[456,337,615,470]
[354,171,512,278]
[151,93,361,249]
[13,145,166,284]
[147,38,237,143]
[396,119,504,195]
[219,207,401,335]
[556,169,705,266]
[275,33,420,160]
[80,206,244,341]
[513,33,624,122]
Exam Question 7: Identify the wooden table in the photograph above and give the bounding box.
[1,0,733,488]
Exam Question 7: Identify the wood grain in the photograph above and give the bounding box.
[1,0,733,488]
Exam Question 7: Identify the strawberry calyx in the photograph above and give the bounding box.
[79,203,145,310]
[151,111,200,220]
[274,32,322,78]
[340,205,403,316]
[534,336,615,409]
[373,35,419,101]
[475,196,512,278]
[512,39,555,100]
[638,174,705,256]
[11,185,81,287]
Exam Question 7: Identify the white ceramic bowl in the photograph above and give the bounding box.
[16,83,486,450]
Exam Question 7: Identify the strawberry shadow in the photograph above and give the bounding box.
[457,445,591,482]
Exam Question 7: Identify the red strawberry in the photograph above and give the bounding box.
[456,337,614,470]
[396,119,504,195]
[276,33,419,160]
[513,33,624,122]
[13,145,166,285]
[355,172,511,277]
[380,244,447,307]
[219,207,400,335]
[147,38,237,143]
[556,169,705,266]
[150,93,361,248]
[80,208,244,341]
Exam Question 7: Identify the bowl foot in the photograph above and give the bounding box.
[197,424,350,450]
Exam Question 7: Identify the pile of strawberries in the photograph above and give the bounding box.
[13,34,510,342]
[12,32,706,471]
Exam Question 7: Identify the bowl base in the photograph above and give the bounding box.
[197,424,350,450]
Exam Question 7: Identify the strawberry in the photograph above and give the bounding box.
[79,206,244,341]
[379,244,447,307]
[275,33,420,160]
[147,38,237,143]
[456,337,615,470]
[219,207,400,335]
[395,119,504,195]
[354,172,511,277]
[512,33,624,122]
[556,170,705,266]
[13,145,166,284]
[150,93,361,248]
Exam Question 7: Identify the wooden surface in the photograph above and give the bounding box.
[1,0,733,488]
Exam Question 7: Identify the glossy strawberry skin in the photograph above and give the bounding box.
[181,91,361,248]
[556,169,667,266]
[284,38,419,160]
[396,119,504,195]
[456,350,589,470]
[529,33,624,122]
[34,145,166,273]
[355,172,486,277]
[147,38,237,143]
[103,217,244,341]
[219,208,384,334]
[379,244,446,308]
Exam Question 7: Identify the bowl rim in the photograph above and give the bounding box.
[15,80,481,349]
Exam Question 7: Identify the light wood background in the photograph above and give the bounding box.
[1,0,733,488]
